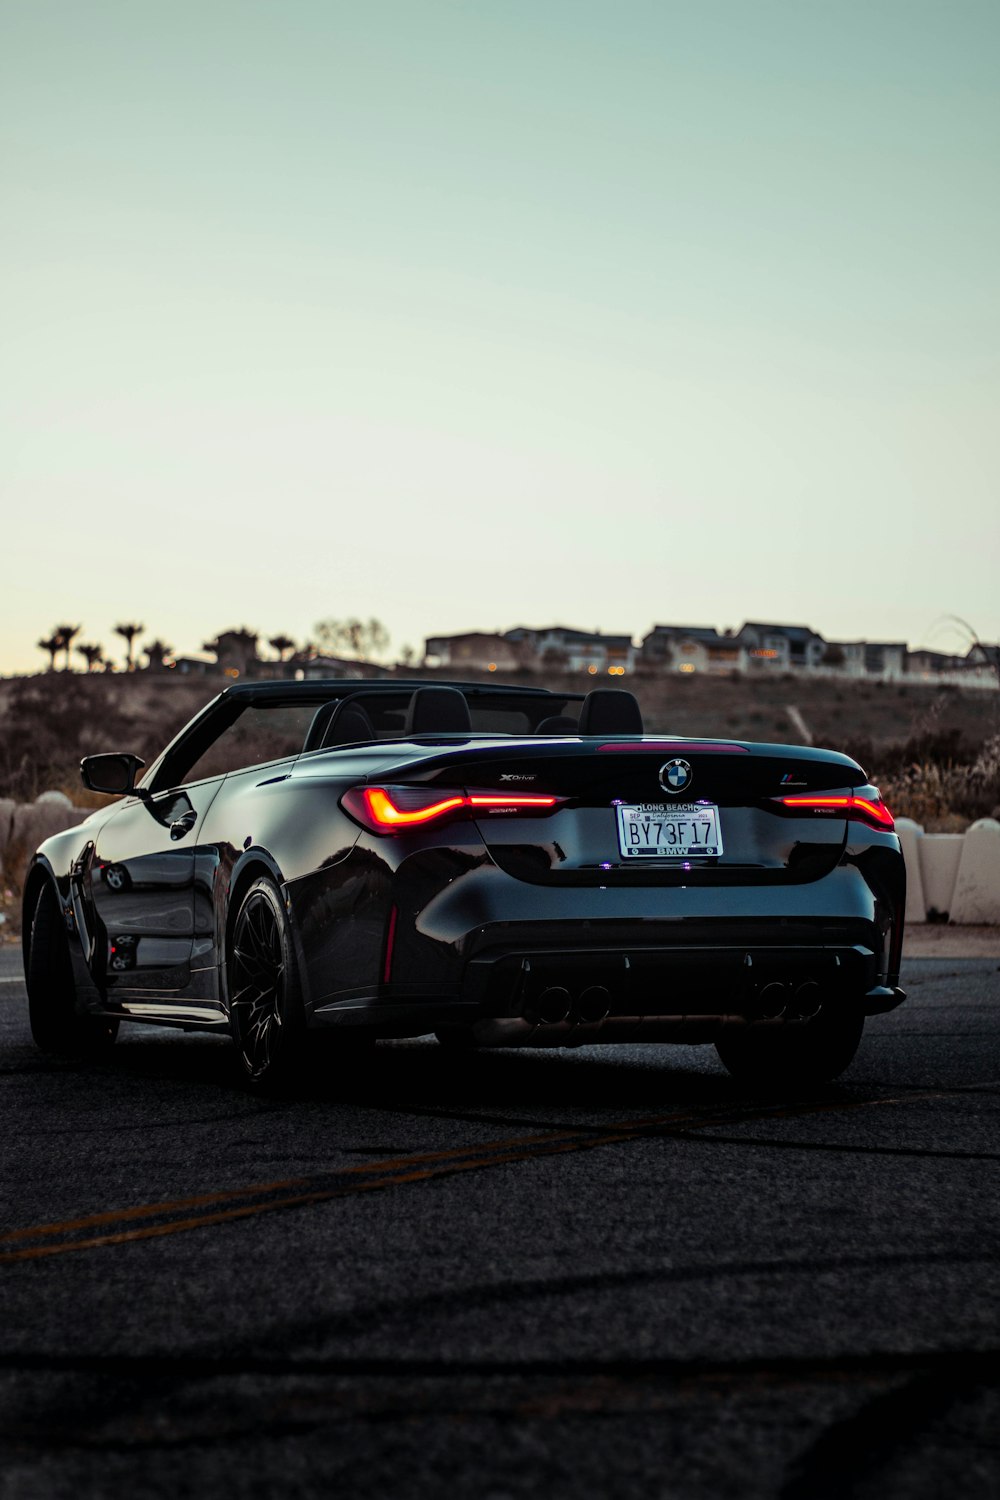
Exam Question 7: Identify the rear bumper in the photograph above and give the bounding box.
[303,837,906,1037]
[312,920,905,1036]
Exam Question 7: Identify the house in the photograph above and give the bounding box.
[829,641,908,680]
[169,655,215,677]
[502,626,637,674]
[966,643,1000,686]
[201,629,261,679]
[640,626,746,674]
[736,622,826,671]
[294,655,391,681]
[423,633,522,673]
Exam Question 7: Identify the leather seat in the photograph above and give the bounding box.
[576,689,643,735]
[404,687,472,736]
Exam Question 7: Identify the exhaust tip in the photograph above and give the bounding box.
[754,981,788,1020]
[575,986,611,1025]
[791,980,822,1019]
[528,986,572,1026]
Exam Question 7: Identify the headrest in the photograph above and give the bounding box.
[302,697,376,752]
[322,702,376,748]
[404,686,472,736]
[535,715,579,734]
[576,689,643,736]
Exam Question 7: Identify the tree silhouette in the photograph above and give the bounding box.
[313,617,390,661]
[36,633,61,671]
[75,642,104,673]
[114,622,145,672]
[142,639,174,671]
[268,634,295,661]
[53,625,81,671]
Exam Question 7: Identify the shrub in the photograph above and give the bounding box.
[876,735,1000,829]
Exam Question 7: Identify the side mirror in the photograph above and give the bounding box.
[80,753,147,797]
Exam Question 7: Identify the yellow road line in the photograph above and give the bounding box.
[3,1083,990,1265]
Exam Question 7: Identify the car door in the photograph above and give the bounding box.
[90,777,224,1003]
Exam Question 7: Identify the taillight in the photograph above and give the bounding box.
[341,785,561,833]
[775,794,895,830]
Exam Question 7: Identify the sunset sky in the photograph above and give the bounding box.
[2,0,998,672]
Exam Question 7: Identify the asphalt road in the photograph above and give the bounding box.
[1,945,999,1499]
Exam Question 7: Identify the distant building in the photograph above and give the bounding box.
[417,620,1000,688]
[294,655,391,681]
[169,655,215,676]
[830,641,908,680]
[503,626,636,674]
[966,643,1000,685]
[736,622,826,671]
[906,648,965,679]
[641,625,745,674]
[423,632,522,672]
[202,629,261,679]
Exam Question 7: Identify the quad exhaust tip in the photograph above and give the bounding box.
[792,980,822,1019]
[752,978,823,1022]
[528,987,572,1026]
[575,986,611,1025]
[525,984,612,1027]
[755,981,788,1020]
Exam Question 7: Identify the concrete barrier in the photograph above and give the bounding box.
[896,818,1000,924]
[0,798,15,877]
[951,819,1000,925]
[1,793,90,888]
[895,819,927,925]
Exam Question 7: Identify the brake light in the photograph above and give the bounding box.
[776,794,895,830]
[342,786,561,833]
[598,741,749,754]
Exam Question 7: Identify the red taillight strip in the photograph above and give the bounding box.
[364,788,465,826]
[597,741,749,754]
[467,794,557,809]
[346,787,560,832]
[778,795,895,829]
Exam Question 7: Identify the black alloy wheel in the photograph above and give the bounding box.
[228,877,305,1086]
[714,1004,865,1087]
[27,882,119,1054]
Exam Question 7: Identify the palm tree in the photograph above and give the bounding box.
[36,633,61,671]
[268,634,295,661]
[75,642,104,672]
[113,622,145,672]
[53,624,81,671]
[142,639,174,671]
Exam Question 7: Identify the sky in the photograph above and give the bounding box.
[2,0,998,672]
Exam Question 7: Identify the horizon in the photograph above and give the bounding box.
[8,610,996,678]
[3,2,998,675]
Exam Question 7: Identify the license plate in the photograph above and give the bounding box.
[616,802,723,859]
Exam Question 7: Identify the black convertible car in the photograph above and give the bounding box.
[23,679,905,1087]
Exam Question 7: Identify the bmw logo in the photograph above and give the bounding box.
[659,758,692,794]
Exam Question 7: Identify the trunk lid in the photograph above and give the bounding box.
[378,737,867,886]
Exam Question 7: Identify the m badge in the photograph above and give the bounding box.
[659,758,692,794]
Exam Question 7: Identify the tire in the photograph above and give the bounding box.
[228,876,310,1088]
[714,1006,864,1087]
[27,882,119,1055]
